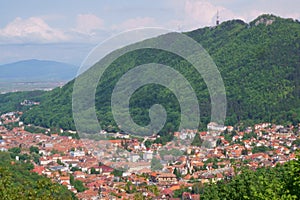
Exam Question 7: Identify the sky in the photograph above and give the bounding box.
[0,0,299,65]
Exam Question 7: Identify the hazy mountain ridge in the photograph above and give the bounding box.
[0,59,78,82]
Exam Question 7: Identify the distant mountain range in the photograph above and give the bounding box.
[0,59,78,82]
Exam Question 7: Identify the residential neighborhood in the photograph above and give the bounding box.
[0,111,299,200]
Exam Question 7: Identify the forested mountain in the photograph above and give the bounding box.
[0,90,45,114]
[7,14,300,133]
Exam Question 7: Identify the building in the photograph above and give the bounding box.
[130,154,140,162]
[156,173,177,185]
[207,122,226,131]
[70,150,85,157]
[143,150,153,161]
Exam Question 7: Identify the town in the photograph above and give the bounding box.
[0,111,299,200]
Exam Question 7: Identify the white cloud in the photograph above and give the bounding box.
[111,17,157,31]
[284,12,300,20]
[166,0,240,31]
[73,14,105,35]
[0,17,68,43]
[242,9,300,23]
[168,0,300,32]
[185,0,219,24]
[0,15,157,44]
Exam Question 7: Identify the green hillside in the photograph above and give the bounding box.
[17,14,300,134]
[0,90,45,114]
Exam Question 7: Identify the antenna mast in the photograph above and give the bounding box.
[216,11,220,26]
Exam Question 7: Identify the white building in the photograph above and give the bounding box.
[130,154,140,162]
[70,150,85,157]
[207,122,226,131]
[143,150,153,161]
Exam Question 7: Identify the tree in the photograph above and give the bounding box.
[292,139,300,147]
[90,167,99,174]
[241,149,248,155]
[133,192,144,200]
[173,185,191,198]
[285,151,300,198]
[191,133,203,147]
[70,166,81,172]
[192,182,204,194]
[8,147,21,154]
[29,146,39,154]
[73,180,87,192]
[145,140,152,148]
[200,152,300,199]
[111,169,123,177]
[70,174,75,185]
[57,159,63,165]
[173,168,181,179]
[252,145,270,154]
[124,181,136,194]
[151,157,163,171]
[216,138,222,146]
[147,185,159,196]
[0,152,76,200]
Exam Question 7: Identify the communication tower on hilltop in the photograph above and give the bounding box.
[216,11,220,26]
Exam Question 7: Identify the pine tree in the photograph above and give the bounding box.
[191,133,203,147]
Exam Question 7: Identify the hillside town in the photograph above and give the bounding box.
[0,111,299,200]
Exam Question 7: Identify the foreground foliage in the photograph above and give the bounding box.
[191,153,300,200]
[0,152,76,200]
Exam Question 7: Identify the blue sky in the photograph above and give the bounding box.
[0,0,299,65]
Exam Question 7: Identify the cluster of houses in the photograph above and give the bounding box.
[0,111,299,199]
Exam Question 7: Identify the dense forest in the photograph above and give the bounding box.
[0,152,76,200]
[0,90,45,114]
[0,14,299,135]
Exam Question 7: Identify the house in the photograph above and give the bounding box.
[99,165,114,175]
[70,150,85,157]
[32,166,45,175]
[143,150,153,161]
[179,130,196,140]
[60,176,70,185]
[191,194,200,200]
[182,192,192,200]
[52,154,62,161]
[39,149,51,156]
[254,123,271,130]
[156,173,177,185]
[227,126,234,132]
[43,143,53,148]
[109,139,122,147]
[130,153,140,162]
[161,188,174,199]
[73,171,85,179]
[207,122,226,132]
[39,157,52,165]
